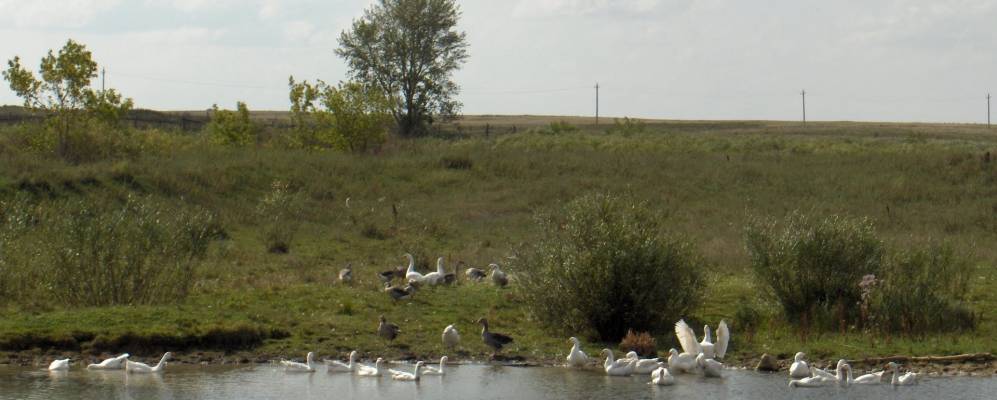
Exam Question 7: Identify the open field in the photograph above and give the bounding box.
[1,116,996,372]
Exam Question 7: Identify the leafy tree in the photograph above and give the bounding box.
[288,77,392,152]
[336,0,469,137]
[3,39,133,158]
[207,102,257,146]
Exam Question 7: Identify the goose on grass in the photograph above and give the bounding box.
[477,318,514,357]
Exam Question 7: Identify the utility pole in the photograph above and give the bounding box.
[988,93,992,128]
[101,68,106,92]
[595,83,600,125]
[801,89,807,126]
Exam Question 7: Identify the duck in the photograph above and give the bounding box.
[126,352,172,374]
[87,353,129,370]
[442,324,460,350]
[667,348,697,374]
[649,364,676,385]
[390,361,424,381]
[402,253,425,283]
[600,349,635,376]
[789,352,811,379]
[696,353,723,378]
[675,319,729,360]
[465,266,486,282]
[489,264,508,287]
[48,359,70,371]
[477,318,514,357]
[422,356,448,375]
[422,257,446,285]
[356,358,386,377]
[378,315,400,341]
[625,351,661,374]
[338,263,353,284]
[887,362,918,386]
[326,350,358,373]
[566,337,590,367]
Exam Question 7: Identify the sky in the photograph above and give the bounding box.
[1,0,995,123]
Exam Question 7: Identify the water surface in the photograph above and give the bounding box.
[1,364,993,399]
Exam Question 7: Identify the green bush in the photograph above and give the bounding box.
[745,212,884,330]
[287,78,391,152]
[529,120,579,135]
[207,102,257,146]
[257,181,302,253]
[513,193,702,341]
[608,117,646,136]
[869,245,977,334]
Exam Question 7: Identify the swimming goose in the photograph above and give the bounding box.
[127,352,172,374]
[356,358,386,377]
[887,362,918,386]
[326,351,358,373]
[477,318,514,356]
[849,366,886,385]
[600,349,635,376]
[789,375,832,388]
[465,267,486,282]
[403,253,425,283]
[338,263,353,284]
[442,324,460,350]
[625,351,661,374]
[390,361,424,381]
[489,264,508,287]
[667,348,697,374]
[813,360,850,386]
[675,319,729,360]
[566,337,590,367]
[423,257,445,285]
[422,356,448,375]
[696,353,723,377]
[48,359,70,371]
[789,352,811,379]
[650,364,676,385]
[87,353,129,370]
[378,315,400,341]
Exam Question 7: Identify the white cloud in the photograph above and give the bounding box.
[512,0,674,18]
[0,0,121,28]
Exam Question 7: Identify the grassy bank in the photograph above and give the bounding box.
[1,117,996,369]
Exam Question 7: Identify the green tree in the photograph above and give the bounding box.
[3,39,133,158]
[288,78,392,152]
[207,101,257,146]
[336,0,469,137]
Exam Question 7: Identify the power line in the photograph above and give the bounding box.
[110,71,283,90]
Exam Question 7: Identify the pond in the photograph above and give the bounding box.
[1,363,994,400]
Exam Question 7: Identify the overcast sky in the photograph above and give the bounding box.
[1,0,995,122]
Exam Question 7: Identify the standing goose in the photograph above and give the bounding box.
[356,358,386,377]
[600,349,635,376]
[477,318,514,357]
[390,361,424,381]
[667,348,697,374]
[443,262,458,285]
[650,364,676,385]
[326,351,358,373]
[48,359,70,371]
[465,266,486,282]
[789,352,811,379]
[378,315,400,341]
[127,352,172,374]
[489,264,508,287]
[442,324,460,350]
[887,362,918,386]
[87,353,129,370]
[696,353,724,378]
[422,356,448,375]
[403,253,425,283]
[423,257,445,285]
[338,263,353,284]
[384,282,417,302]
[625,351,661,374]
[566,337,590,368]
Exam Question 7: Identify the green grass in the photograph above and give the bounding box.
[1,117,996,365]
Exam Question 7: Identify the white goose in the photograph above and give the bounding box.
[625,351,661,374]
[696,353,724,378]
[887,362,918,386]
[667,348,697,374]
[48,359,70,371]
[566,337,589,367]
[390,361,424,381]
[789,352,811,379]
[649,364,676,386]
[326,351,359,373]
[280,352,317,373]
[675,319,729,360]
[423,257,446,285]
[849,365,886,385]
[442,324,460,350]
[789,375,832,388]
[422,356,448,375]
[126,352,171,374]
[813,360,850,386]
[403,253,425,283]
[356,358,386,377]
[601,349,635,376]
[87,353,129,370]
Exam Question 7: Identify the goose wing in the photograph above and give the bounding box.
[674,319,701,355]
[715,320,730,359]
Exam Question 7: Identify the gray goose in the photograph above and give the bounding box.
[378,266,405,283]
[384,282,417,302]
[338,263,353,284]
[378,315,400,341]
[477,318,513,357]
[465,266,486,282]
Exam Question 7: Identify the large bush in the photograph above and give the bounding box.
[207,102,257,146]
[513,193,702,341]
[745,212,884,330]
[288,78,391,152]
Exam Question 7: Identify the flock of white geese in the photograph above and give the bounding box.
[46,352,171,374]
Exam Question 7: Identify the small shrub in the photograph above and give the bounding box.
[608,117,646,137]
[619,329,656,357]
[257,181,302,253]
[745,212,883,330]
[530,120,578,135]
[514,193,703,341]
[207,102,257,146]
[440,155,473,170]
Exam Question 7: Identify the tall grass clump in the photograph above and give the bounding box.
[257,181,303,253]
[0,195,34,302]
[868,244,977,334]
[514,193,702,341]
[44,195,216,306]
[745,212,884,330]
